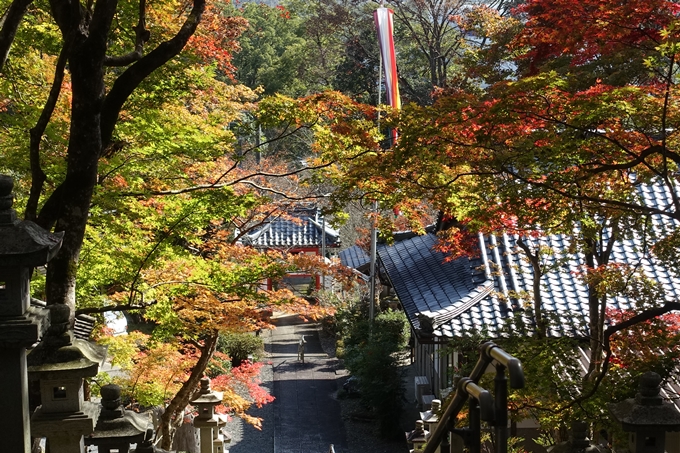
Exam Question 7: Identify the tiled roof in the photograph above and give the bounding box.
[243,207,340,249]
[338,245,371,271]
[378,183,680,341]
[378,233,510,336]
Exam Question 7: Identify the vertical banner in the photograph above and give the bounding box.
[373,7,401,111]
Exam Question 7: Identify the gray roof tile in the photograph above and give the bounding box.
[379,182,680,341]
[338,245,371,270]
[243,207,340,249]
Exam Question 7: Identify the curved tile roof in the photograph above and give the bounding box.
[377,181,680,341]
[243,207,340,249]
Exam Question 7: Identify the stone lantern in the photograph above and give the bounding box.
[0,175,62,452]
[406,419,429,452]
[28,303,107,453]
[609,371,680,453]
[548,422,605,453]
[420,399,441,453]
[213,414,230,453]
[191,377,225,453]
[84,384,151,453]
[420,398,441,431]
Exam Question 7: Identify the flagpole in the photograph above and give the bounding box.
[371,5,400,325]
[368,49,383,325]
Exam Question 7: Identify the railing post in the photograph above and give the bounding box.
[423,342,523,453]
[494,365,508,453]
[469,398,481,453]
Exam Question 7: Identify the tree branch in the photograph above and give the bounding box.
[562,302,680,412]
[119,159,338,197]
[100,0,206,147]
[75,301,157,316]
[0,0,33,71]
[26,43,70,221]
[127,210,196,306]
[500,165,680,222]
[514,302,680,416]
[103,0,149,66]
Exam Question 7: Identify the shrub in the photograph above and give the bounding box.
[217,332,264,367]
[373,309,410,349]
[206,350,233,378]
[341,309,409,439]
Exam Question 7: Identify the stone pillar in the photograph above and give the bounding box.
[0,175,61,453]
[609,371,680,453]
[191,377,224,453]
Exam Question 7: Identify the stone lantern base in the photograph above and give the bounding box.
[31,400,99,453]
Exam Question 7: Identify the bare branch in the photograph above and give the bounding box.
[120,160,331,197]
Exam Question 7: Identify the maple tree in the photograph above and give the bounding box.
[0,0,351,448]
[260,0,680,440]
[0,0,241,313]
[97,332,274,428]
[71,146,347,448]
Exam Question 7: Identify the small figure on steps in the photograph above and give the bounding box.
[298,335,306,363]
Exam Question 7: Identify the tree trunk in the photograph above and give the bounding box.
[40,0,111,312]
[32,0,205,312]
[0,0,34,70]
[584,249,601,378]
[158,332,219,451]
[517,236,545,338]
[584,224,615,380]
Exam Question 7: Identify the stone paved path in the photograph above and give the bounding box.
[270,314,347,453]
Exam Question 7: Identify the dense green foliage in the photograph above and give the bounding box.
[340,308,410,439]
[217,331,265,367]
[229,3,308,95]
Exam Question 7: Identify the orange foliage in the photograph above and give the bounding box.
[210,360,274,428]
[187,2,248,77]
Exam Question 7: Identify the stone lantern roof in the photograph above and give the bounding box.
[27,304,107,379]
[609,371,680,431]
[420,399,441,425]
[191,377,223,405]
[0,175,63,266]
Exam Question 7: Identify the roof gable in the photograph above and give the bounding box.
[378,234,510,335]
[243,207,340,249]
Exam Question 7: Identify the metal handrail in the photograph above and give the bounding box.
[422,341,524,453]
